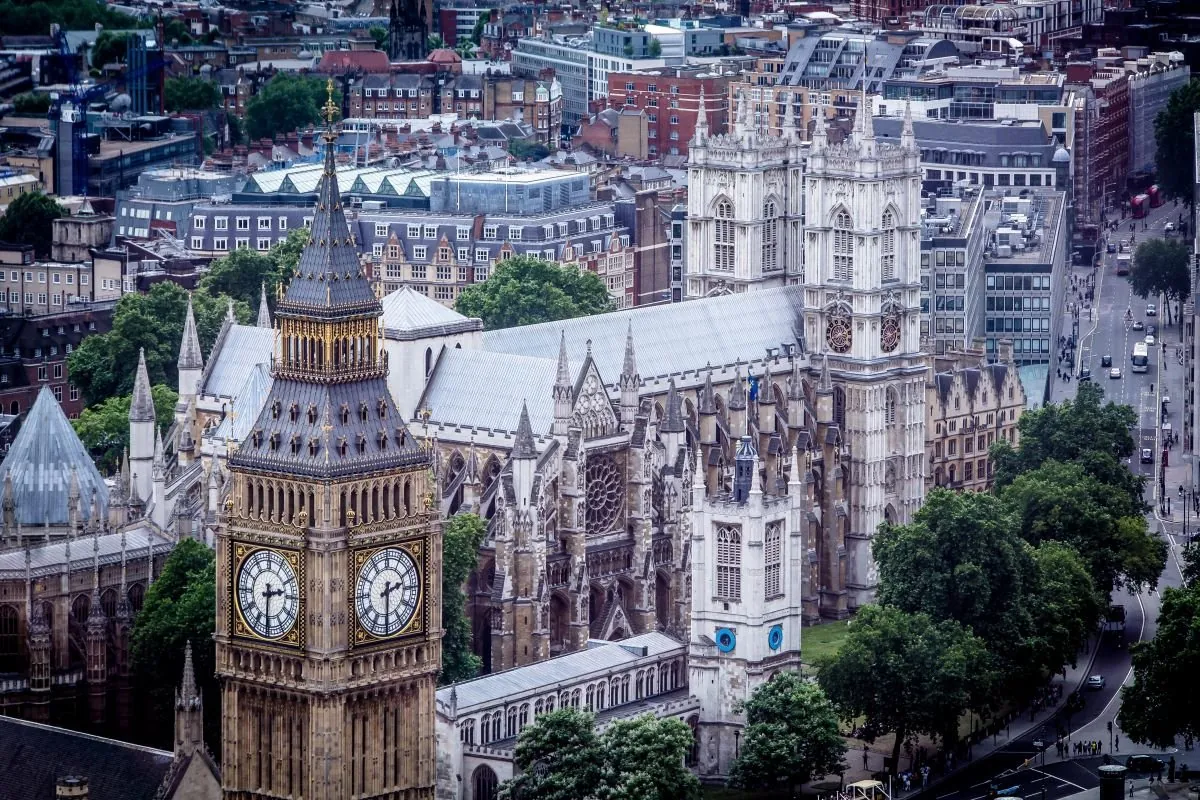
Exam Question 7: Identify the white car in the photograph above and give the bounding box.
[1147,304,1158,316]
[1165,222,1176,233]
[1146,334,1156,346]
[1110,367,1122,379]
[1086,675,1106,690]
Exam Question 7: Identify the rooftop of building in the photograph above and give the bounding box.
[982,189,1066,266]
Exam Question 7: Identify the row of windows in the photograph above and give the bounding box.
[5,292,84,307]
[195,216,288,232]
[988,274,1051,291]
[461,660,685,745]
[987,317,1051,333]
[933,458,994,486]
[374,217,615,243]
[924,273,967,290]
[0,271,83,286]
[199,237,287,253]
[715,523,786,602]
[383,263,485,282]
[987,296,1051,312]
[925,169,1054,189]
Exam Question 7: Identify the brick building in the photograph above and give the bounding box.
[1067,54,1129,228]
[604,67,730,158]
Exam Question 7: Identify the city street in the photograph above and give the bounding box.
[917,199,1194,800]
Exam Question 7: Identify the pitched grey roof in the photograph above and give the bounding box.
[209,363,273,444]
[0,387,108,527]
[0,715,174,800]
[0,528,172,578]
[483,285,806,386]
[416,348,560,436]
[201,325,275,399]
[381,286,481,339]
[437,632,684,712]
[129,348,156,423]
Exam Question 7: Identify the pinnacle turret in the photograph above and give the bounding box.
[661,379,685,434]
[512,401,537,460]
[728,368,747,410]
[129,349,156,423]
[256,282,272,328]
[178,294,203,371]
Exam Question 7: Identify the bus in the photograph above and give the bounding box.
[1132,341,1149,372]
[1131,194,1150,219]
[1116,253,1131,275]
[1149,184,1164,208]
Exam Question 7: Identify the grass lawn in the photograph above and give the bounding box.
[802,620,853,668]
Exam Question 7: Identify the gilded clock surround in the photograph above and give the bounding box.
[349,540,429,648]
[229,542,306,648]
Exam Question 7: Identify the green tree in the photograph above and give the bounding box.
[164,77,220,112]
[130,538,218,751]
[244,73,337,141]
[648,38,662,57]
[509,138,550,161]
[269,227,310,276]
[90,30,128,67]
[470,12,490,45]
[817,606,992,774]
[0,0,139,36]
[1154,80,1200,204]
[162,17,192,45]
[455,255,615,329]
[68,282,249,404]
[455,37,477,59]
[0,190,67,258]
[12,92,51,114]
[440,513,486,684]
[1029,541,1104,673]
[199,247,284,311]
[1001,460,1166,592]
[874,489,1042,705]
[1130,238,1191,324]
[72,384,177,473]
[369,24,389,50]
[989,381,1142,505]
[500,708,605,800]
[599,715,701,800]
[1118,581,1200,746]
[428,33,446,51]
[729,672,846,795]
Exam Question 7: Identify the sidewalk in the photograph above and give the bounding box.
[819,634,1104,798]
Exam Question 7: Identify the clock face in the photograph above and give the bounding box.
[236,549,300,640]
[355,547,421,638]
[826,307,853,354]
[881,312,901,353]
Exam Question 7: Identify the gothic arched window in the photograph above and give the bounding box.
[716,525,742,601]
[473,765,499,800]
[833,387,846,428]
[881,210,897,282]
[833,210,854,282]
[762,201,778,273]
[0,605,20,672]
[714,199,735,273]
[764,521,783,599]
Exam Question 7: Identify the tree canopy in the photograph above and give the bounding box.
[1154,80,1200,204]
[0,191,67,258]
[72,384,177,473]
[0,0,140,36]
[1028,541,1104,675]
[499,708,699,800]
[130,538,218,752]
[369,25,389,50]
[1118,579,1200,747]
[165,77,220,112]
[90,30,129,68]
[68,281,249,405]
[1130,238,1191,322]
[817,605,992,774]
[729,671,846,794]
[12,92,51,115]
[244,73,338,141]
[455,255,615,329]
[440,513,486,684]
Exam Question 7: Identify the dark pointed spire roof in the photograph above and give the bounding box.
[699,370,716,415]
[818,353,833,392]
[256,283,272,328]
[728,368,747,410]
[758,365,775,404]
[178,640,198,706]
[512,401,537,460]
[129,348,155,423]
[661,379,685,433]
[0,387,108,526]
[178,294,203,371]
[620,321,638,382]
[275,81,379,320]
[555,330,571,389]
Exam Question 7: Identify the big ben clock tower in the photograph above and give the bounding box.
[216,82,441,800]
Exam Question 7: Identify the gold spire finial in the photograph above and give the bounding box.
[323,78,339,126]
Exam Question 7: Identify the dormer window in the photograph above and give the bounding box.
[395,428,407,448]
[290,435,301,454]
[268,432,280,451]
[378,431,388,450]
[338,437,348,457]
[308,438,319,456]
[307,405,318,424]
[251,429,263,447]
[289,403,299,422]
[270,400,281,419]
[377,399,388,420]
[340,403,350,425]
[359,402,369,423]
[356,433,367,454]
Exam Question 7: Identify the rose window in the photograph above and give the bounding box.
[585,454,624,533]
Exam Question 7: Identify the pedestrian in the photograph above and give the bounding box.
[863,744,869,768]
[1115,736,1120,752]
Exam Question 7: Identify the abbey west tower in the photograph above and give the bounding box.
[801,101,927,612]
[216,85,441,800]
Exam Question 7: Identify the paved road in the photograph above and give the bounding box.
[916,202,1195,800]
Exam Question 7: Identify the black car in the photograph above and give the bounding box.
[1125,755,1165,773]
[1107,242,1117,253]
[1147,324,1157,336]
[1101,355,1112,367]
[1079,367,1092,381]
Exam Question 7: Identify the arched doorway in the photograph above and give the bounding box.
[472,764,499,800]
[548,592,569,654]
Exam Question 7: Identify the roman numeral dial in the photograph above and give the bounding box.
[236,548,300,641]
[355,547,420,639]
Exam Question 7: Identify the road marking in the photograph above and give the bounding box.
[1032,768,1085,791]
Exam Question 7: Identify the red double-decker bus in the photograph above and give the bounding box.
[1148,184,1164,208]
[1131,194,1149,219]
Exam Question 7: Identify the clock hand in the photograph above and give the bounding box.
[381,580,393,626]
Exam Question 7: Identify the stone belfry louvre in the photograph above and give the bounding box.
[216,82,441,800]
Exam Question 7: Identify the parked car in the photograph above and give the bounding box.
[1079,367,1091,382]
[1146,335,1156,347]
[1132,320,1145,331]
[1141,448,1154,464]
[1101,355,1113,367]
[1146,323,1157,336]
[1086,675,1106,690]
[1147,303,1158,316]
[1126,755,1165,774]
